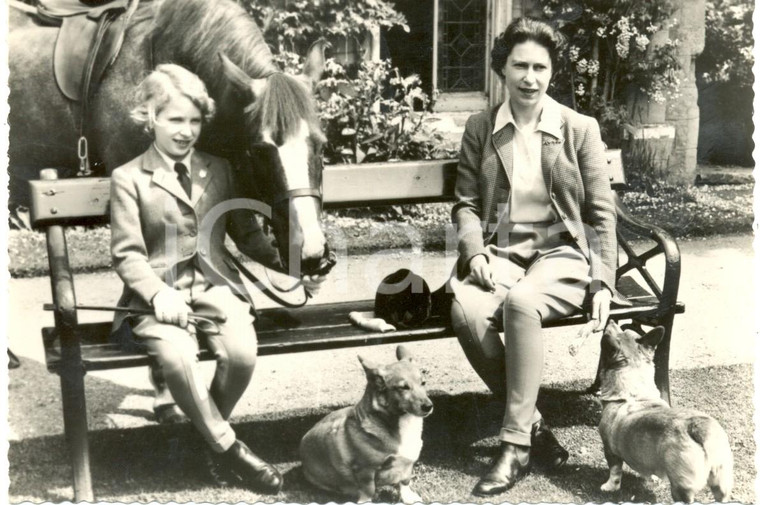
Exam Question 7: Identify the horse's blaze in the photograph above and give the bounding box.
[264,121,327,264]
[290,198,326,260]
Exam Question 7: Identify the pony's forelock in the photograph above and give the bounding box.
[248,73,325,145]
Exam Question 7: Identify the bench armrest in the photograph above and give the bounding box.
[46,224,79,332]
[32,169,80,332]
[613,192,681,316]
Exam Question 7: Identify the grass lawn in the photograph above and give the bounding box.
[9,361,754,503]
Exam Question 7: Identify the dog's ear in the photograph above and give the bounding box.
[358,354,378,373]
[396,345,413,362]
[358,355,387,388]
[637,326,665,350]
[600,326,620,350]
[600,328,620,367]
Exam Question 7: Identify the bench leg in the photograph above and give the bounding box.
[654,313,674,406]
[59,363,94,501]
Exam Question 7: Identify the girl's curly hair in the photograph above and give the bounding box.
[130,63,216,133]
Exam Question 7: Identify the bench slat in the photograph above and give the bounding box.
[42,302,681,372]
[29,177,111,225]
[29,151,624,225]
[41,274,683,373]
[323,160,457,207]
[29,161,460,226]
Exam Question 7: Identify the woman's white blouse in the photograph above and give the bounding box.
[492,101,557,223]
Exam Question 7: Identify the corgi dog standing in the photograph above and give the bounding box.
[598,321,733,503]
[300,345,433,503]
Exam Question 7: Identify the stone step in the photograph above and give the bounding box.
[695,165,754,185]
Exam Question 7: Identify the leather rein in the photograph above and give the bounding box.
[231,184,336,309]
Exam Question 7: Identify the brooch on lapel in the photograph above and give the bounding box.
[199,169,207,179]
[542,138,563,146]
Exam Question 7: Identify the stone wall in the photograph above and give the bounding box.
[625,1,706,185]
[664,0,706,185]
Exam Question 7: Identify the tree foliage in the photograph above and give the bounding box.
[237,0,407,54]
[698,0,754,87]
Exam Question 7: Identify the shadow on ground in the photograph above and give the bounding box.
[9,361,755,504]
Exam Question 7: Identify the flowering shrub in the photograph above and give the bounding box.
[538,0,682,145]
[313,59,454,164]
[242,1,450,165]
[698,0,754,87]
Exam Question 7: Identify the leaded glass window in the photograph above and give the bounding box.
[437,0,487,92]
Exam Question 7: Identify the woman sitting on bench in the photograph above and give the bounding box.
[110,63,322,494]
[448,17,629,496]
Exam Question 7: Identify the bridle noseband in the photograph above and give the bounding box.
[272,187,323,209]
[270,185,335,278]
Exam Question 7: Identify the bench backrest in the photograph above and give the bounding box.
[29,151,625,227]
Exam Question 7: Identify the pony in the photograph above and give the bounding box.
[8,0,331,274]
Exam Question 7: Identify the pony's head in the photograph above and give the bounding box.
[220,41,332,276]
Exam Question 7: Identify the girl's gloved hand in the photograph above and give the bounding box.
[152,287,192,328]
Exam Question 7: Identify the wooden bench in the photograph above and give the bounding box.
[29,153,684,501]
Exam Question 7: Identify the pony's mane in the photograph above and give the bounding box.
[150,0,323,143]
[150,0,278,84]
[251,73,325,145]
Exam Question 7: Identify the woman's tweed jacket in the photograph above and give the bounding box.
[452,96,628,304]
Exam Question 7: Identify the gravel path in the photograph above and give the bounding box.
[7,232,755,438]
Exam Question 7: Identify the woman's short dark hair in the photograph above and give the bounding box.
[491,17,564,78]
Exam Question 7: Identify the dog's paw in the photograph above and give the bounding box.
[373,484,401,503]
[601,479,621,492]
[399,484,422,504]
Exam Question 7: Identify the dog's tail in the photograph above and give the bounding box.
[688,417,733,502]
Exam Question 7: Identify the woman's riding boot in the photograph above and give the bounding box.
[530,418,569,470]
[472,442,531,496]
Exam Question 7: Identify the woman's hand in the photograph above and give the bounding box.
[467,254,496,292]
[591,287,612,330]
[576,287,612,340]
[152,287,192,328]
[302,274,327,296]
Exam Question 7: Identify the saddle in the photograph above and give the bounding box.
[36,0,139,102]
[28,0,141,174]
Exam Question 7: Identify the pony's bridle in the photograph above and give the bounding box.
[241,144,336,286]
[269,185,336,278]
[227,169,335,307]
[271,187,324,210]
